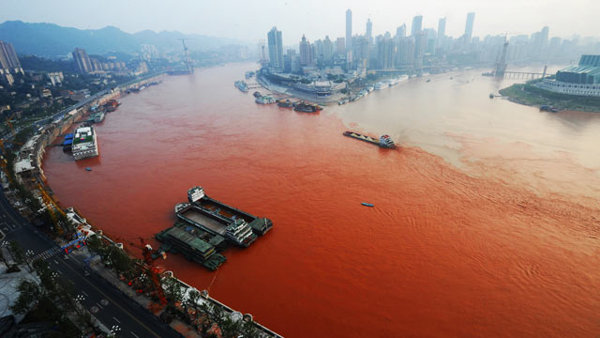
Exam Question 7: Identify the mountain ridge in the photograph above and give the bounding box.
[0,20,242,58]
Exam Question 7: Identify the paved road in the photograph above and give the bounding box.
[0,190,181,337]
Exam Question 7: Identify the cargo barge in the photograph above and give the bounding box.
[187,186,273,236]
[155,186,273,270]
[343,131,396,149]
[62,133,74,152]
[176,203,257,247]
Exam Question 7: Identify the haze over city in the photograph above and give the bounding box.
[1,0,600,337]
[2,0,600,43]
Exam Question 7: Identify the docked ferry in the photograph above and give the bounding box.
[72,126,99,160]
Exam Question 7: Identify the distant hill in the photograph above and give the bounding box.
[0,20,242,58]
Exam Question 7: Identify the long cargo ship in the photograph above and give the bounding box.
[343,131,396,149]
[72,126,99,160]
[187,186,273,236]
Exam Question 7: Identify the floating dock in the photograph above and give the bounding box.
[155,222,226,271]
[155,186,273,271]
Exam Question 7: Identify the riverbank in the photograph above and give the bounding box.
[41,64,600,337]
[6,71,282,337]
[256,74,345,105]
[499,82,600,112]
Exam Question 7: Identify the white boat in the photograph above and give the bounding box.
[374,82,387,90]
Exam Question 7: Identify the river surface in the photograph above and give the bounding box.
[43,63,600,337]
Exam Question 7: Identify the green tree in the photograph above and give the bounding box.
[163,277,184,305]
[10,279,42,314]
[8,240,25,266]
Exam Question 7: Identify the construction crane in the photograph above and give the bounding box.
[177,38,194,74]
[119,237,168,313]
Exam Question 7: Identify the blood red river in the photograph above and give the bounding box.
[43,63,600,337]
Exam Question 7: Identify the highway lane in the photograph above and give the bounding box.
[0,190,181,337]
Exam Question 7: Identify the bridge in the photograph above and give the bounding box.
[484,71,550,79]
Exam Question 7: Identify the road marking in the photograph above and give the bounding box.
[54,246,162,337]
[113,316,121,323]
[81,290,89,297]
[131,332,140,338]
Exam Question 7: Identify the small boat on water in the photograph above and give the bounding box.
[361,202,374,207]
[277,99,294,108]
[256,96,276,104]
[234,80,249,93]
[293,101,322,113]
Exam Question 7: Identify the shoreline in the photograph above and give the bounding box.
[498,82,600,113]
[10,73,282,337]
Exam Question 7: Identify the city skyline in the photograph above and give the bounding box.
[1,0,599,45]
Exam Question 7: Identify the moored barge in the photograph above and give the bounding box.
[155,186,273,271]
[187,186,273,236]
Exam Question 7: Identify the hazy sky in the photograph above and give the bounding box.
[2,0,599,45]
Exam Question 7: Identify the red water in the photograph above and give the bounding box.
[43,64,600,337]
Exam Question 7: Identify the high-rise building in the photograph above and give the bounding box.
[267,27,284,71]
[438,18,446,38]
[346,9,353,52]
[72,48,93,74]
[465,12,475,41]
[540,26,549,46]
[395,37,415,68]
[366,19,373,43]
[335,37,346,56]
[322,36,334,65]
[284,49,296,73]
[0,40,23,75]
[396,24,406,38]
[411,15,423,37]
[414,32,426,72]
[353,36,370,66]
[299,35,313,66]
[376,36,395,69]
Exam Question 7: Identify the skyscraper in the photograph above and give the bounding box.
[0,40,23,74]
[465,12,475,41]
[396,24,406,38]
[335,38,346,56]
[322,36,334,65]
[366,19,373,43]
[438,17,446,38]
[346,9,353,51]
[299,35,313,66]
[411,15,423,37]
[72,48,93,74]
[267,27,284,71]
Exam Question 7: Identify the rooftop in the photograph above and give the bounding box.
[165,226,214,254]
